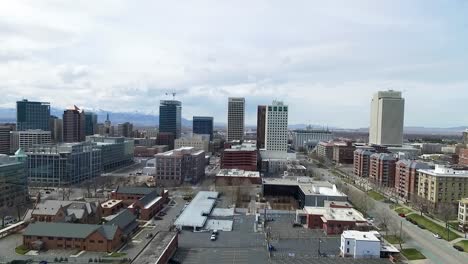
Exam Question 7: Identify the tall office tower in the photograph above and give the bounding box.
[63,106,85,143]
[16,99,50,131]
[265,101,289,152]
[193,116,214,140]
[256,105,266,149]
[369,90,405,146]
[0,124,14,154]
[49,116,63,143]
[159,100,182,139]
[84,112,98,136]
[227,97,245,142]
[117,122,134,137]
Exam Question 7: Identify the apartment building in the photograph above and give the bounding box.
[333,141,356,164]
[395,160,431,201]
[369,153,397,187]
[353,148,374,177]
[154,147,205,185]
[221,142,258,171]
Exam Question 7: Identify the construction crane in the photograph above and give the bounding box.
[165,92,177,100]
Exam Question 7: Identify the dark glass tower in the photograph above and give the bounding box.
[16,99,50,131]
[159,100,182,139]
[193,116,213,140]
[84,112,98,136]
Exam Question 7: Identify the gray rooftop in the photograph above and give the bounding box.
[174,191,218,228]
[114,186,156,195]
[24,222,117,240]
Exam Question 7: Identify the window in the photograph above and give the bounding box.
[346,248,349,253]
[347,241,350,245]
[90,240,95,243]
[48,237,54,240]
[98,240,104,243]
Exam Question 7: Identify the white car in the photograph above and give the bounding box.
[210,234,216,241]
[433,233,441,239]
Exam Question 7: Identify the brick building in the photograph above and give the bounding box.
[156,132,175,150]
[395,160,431,202]
[370,153,397,187]
[216,169,261,186]
[110,186,169,220]
[101,200,125,217]
[31,200,102,224]
[333,141,356,164]
[317,141,334,160]
[353,148,374,177]
[221,142,258,171]
[459,148,468,166]
[154,147,205,185]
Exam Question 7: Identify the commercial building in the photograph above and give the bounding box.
[159,100,182,139]
[333,141,356,164]
[193,116,213,141]
[227,97,245,142]
[134,145,168,157]
[340,231,399,259]
[63,107,86,142]
[297,205,368,235]
[174,134,210,152]
[0,152,27,209]
[110,186,169,220]
[216,169,261,186]
[317,141,334,160]
[370,153,397,187]
[86,135,134,172]
[16,99,50,131]
[221,142,258,171]
[84,112,98,136]
[262,177,347,208]
[154,147,205,185]
[117,122,133,138]
[395,160,431,202]
[417,165,468,209]
[49,116,63,143]
[101,199,124,217]
[23,222,124,252]
[174,191,218,231]
[26,142,102,187]
[265,101,288,153]
[157,132,175,150]
[369,90,405,146]
[292,129,333,150]
[459,148,468,166]
[458,198,468,231]
[10,130,52,152]
[256,105,266,149]
[0,125,14,154]
[31,200,102,224]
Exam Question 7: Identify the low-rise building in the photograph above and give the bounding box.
[31,200,102,224]
[333,141,356,164]
[174,134,210,152]
[459,149,468,166]
[216,169,261,186]
[417,165,468,209]
[110,186,169,220]
[174,191,218,231]
[395,160,431,202]
[370,153,397,187]
[102,209,138,237]
[221,142,258,171]
[340,230,399,259]
[459,198,468,231]
[101,199,125,217]
[154,147,205,185]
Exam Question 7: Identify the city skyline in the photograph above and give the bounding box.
[1,1,468,128]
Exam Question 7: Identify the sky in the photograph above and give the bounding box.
[0,0,467,128]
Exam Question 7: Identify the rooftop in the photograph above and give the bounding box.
[157,147,204,156]
[304,207,366,222]
[225,143,257,151]
[114,186,155,195]
[419,165,468,177]
[263,177,345,197]
[174,191,218,228]
[101,199,122,208]
[24,222,117,240]
[217,169,260,178]
[342,230,380,242]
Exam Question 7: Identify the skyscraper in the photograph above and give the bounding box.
[49,116,63,143]
[0,124,14,154]
[265,101,288,152]
[63,106,85,143]
[227,97,245,142]
[256,105,266,149]
[84,112,98,136]
[369,90,405,146]
[193,116,214,140]
[159,100,182,139]
[16,99,50,131]
[117,122,133,137]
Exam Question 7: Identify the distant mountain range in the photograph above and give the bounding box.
[0,107,466,134]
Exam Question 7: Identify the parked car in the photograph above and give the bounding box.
[210,234,217,241]
[433,233,441,239]
[398,213,405,217]
[212,229,218,235]
[145,233,153,239]
[453,245,464,252]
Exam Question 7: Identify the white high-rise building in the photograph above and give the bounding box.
[227,97,245,142]
[369,90,404,146]
[265,101,288,153]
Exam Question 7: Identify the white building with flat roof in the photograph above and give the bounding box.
[341,230,381,258]
[10,129,51,152]
[369,90,404,146]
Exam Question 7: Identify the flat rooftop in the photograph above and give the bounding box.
[304,207,366,222]
[132,231,178,264]
[419,165,468,177]
[217,169,260,178]
[101,199,122,208]
[342,230,380,241]
[263,177,345,197]
[174,191,218,228]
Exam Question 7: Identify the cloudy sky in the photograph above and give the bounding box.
[1,0,467,127]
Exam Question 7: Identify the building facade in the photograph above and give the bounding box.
[10,130,52,153]
[369,90,404,146]
[292,129,333,150]
[333,141,356,164]
[154,147,205,186]
[256,105,266,149]
[26,142,102,187]
[370,153,397,187]
[49,116,63,143]
[0,125,14,154]
[395,160,430,201]
[317,141,334,160]
[459,198,468,231]
[157,132,175,150]
[459,148,468,166]
[16,99,50,131]
[84,112,98,136]
[86,136,134,172]
[354,149,374,177]
[227,97,245,142]
[63,107,86,143]
[340,231,381,258]
[0,153,27,209]
[192,116,213,141]
[417,165,468,209]
[159,100,182,139]
[117,122,133,138]
[221,143,258,171]
[174,135,210,152]
[265,101,288,153]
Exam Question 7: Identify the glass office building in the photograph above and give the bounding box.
[159,100,182,139]
[193,116,214,140]
[84,112,98,136]
[16,99,51,131]
[0,152,27,209]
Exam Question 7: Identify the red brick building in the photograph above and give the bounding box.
[317,141,334,160]
[111,186,169,220]
[101,200,124,217]
[370,153,397,187]
[353,148,374,177]
[31,200,102,224]
[300,206,368,235]
[333,141,356,164]
[221,143,258,171]
[459,149,468,166]
[395,160,431,202]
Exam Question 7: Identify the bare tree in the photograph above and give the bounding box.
[411,195,429,216]
[437,203,457,240]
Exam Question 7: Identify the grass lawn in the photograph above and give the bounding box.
[383,235,404,244]
[367,190,385,201]
[406,214,461,241]
[394,207,413,215]
[455,240,468,253]
[108,252,127,257]
[401,248,426,260]
[15,245,29,255]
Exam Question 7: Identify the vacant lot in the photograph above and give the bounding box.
[406,214,460,241]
